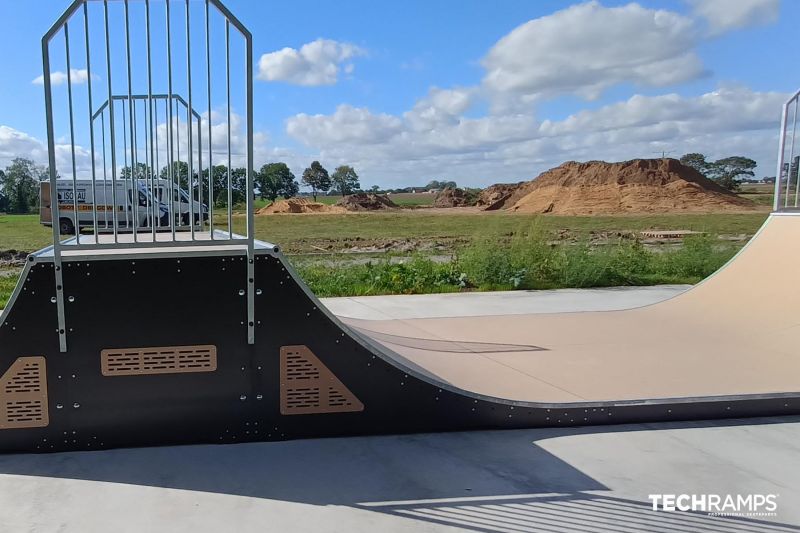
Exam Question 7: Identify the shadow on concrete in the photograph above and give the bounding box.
[0,417,797,531]
[360,492,798,533]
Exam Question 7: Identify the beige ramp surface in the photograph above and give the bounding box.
[343,213,800,404]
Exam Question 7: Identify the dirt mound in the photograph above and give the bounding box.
[476,182,528,210]
[433,187,473,208]
[336,193,397,211]
[257,198,346,214]
[503,159,756,215]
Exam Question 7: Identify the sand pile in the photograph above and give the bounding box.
[256,198,346,214]
[433,187,473,208]
[476,182,528,210]
[336,193,397,211]
[488,159,756,215]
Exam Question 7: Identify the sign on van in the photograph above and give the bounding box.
[57,189,86,202]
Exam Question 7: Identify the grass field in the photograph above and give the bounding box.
[0,210,770,307]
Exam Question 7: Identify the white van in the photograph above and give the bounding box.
[40,179,169,235]
[145,179,209,226]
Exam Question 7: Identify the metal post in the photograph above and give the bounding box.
[145,0,157,233]
[42,31,67,352]
[166,0,176,238]
[225,19,232,238]
[206,0,214,238]
[65,23,80,245]
[83,2,99,237]
[103,0,119,242]
[245,25,255,344]
[186,0,195,240]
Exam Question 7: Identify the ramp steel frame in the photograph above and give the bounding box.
[41,0,256,350]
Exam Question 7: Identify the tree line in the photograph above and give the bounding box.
[0,157,361,214]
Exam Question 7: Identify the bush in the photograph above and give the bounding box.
[293,225,740,298]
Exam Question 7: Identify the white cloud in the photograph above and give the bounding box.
[257,39,364,86]
[482,1,705,104]
[287,105,403,145]
[689,0,780,36]
[284,86,786,187]
[32,69,92,86]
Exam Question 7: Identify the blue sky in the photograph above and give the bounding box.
[0,0,794,188]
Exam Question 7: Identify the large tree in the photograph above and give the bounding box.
[707,156,757,192]
[679,153,709,175]
[679,153,757,191]
[301,161,331,201]
[331,165,360,196]
[121,162,153,181]
[1,158,47,214]
[256,162,299,201]
[159,161,191,189]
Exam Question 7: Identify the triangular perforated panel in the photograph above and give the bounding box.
[280,345,364,415]
[0,356,49,429]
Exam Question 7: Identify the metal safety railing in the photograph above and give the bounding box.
[774,88,800,211]
[41,0,256,350]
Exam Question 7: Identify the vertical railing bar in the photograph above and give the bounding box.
[42,28,67,351]
[245,26,255,345]
[101,111,108,229]
[787,99,797,209]
[133,99,141,235]
[206,0,214,238]
[103,0,119,243]
[121,100,130,230]
[197,112,204,232]
[166,0,176,239]
[145,0,158,235]
[176,98,181,230]
[787,97,800,207]
[775,101,789,211]
[225,19,232,239]
[64,23,80,245]
[155,95,160,212]
[83,2,99,239]
[186,0,195,240]
[124,0,138,241]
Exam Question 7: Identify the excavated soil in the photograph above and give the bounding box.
[433,187,473,208]
[257,198,346,214]
[336,193,398,211]
[483,159,757,215]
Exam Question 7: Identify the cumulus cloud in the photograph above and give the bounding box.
[482,1,705,103]
[688,0,780,35]
[285,86,785,187]
[32,69,93,86]
[257,39,364,86]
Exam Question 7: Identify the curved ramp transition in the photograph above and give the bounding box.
[0,214,797,452]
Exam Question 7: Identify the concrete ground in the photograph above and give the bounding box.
[2,286,799,532]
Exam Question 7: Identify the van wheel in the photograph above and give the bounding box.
[59,218,75,235]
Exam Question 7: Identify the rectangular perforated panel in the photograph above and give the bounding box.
[280,345,364,415]
[0,356,49,429]
[101,345,217,376]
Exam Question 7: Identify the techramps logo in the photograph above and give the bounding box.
[648,494,779,518]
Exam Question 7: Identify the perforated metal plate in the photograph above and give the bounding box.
[0,357,49,429]
[280,345,364,415]
[101,345,217,376]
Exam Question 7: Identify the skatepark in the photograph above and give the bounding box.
[1,0,799,530]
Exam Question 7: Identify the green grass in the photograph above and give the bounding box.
[229,211,768,253]
[0,215,52,251]
[0,271,18,309]
[296,227,740,297]
[0,210,768,307]
[0,210,768,253]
